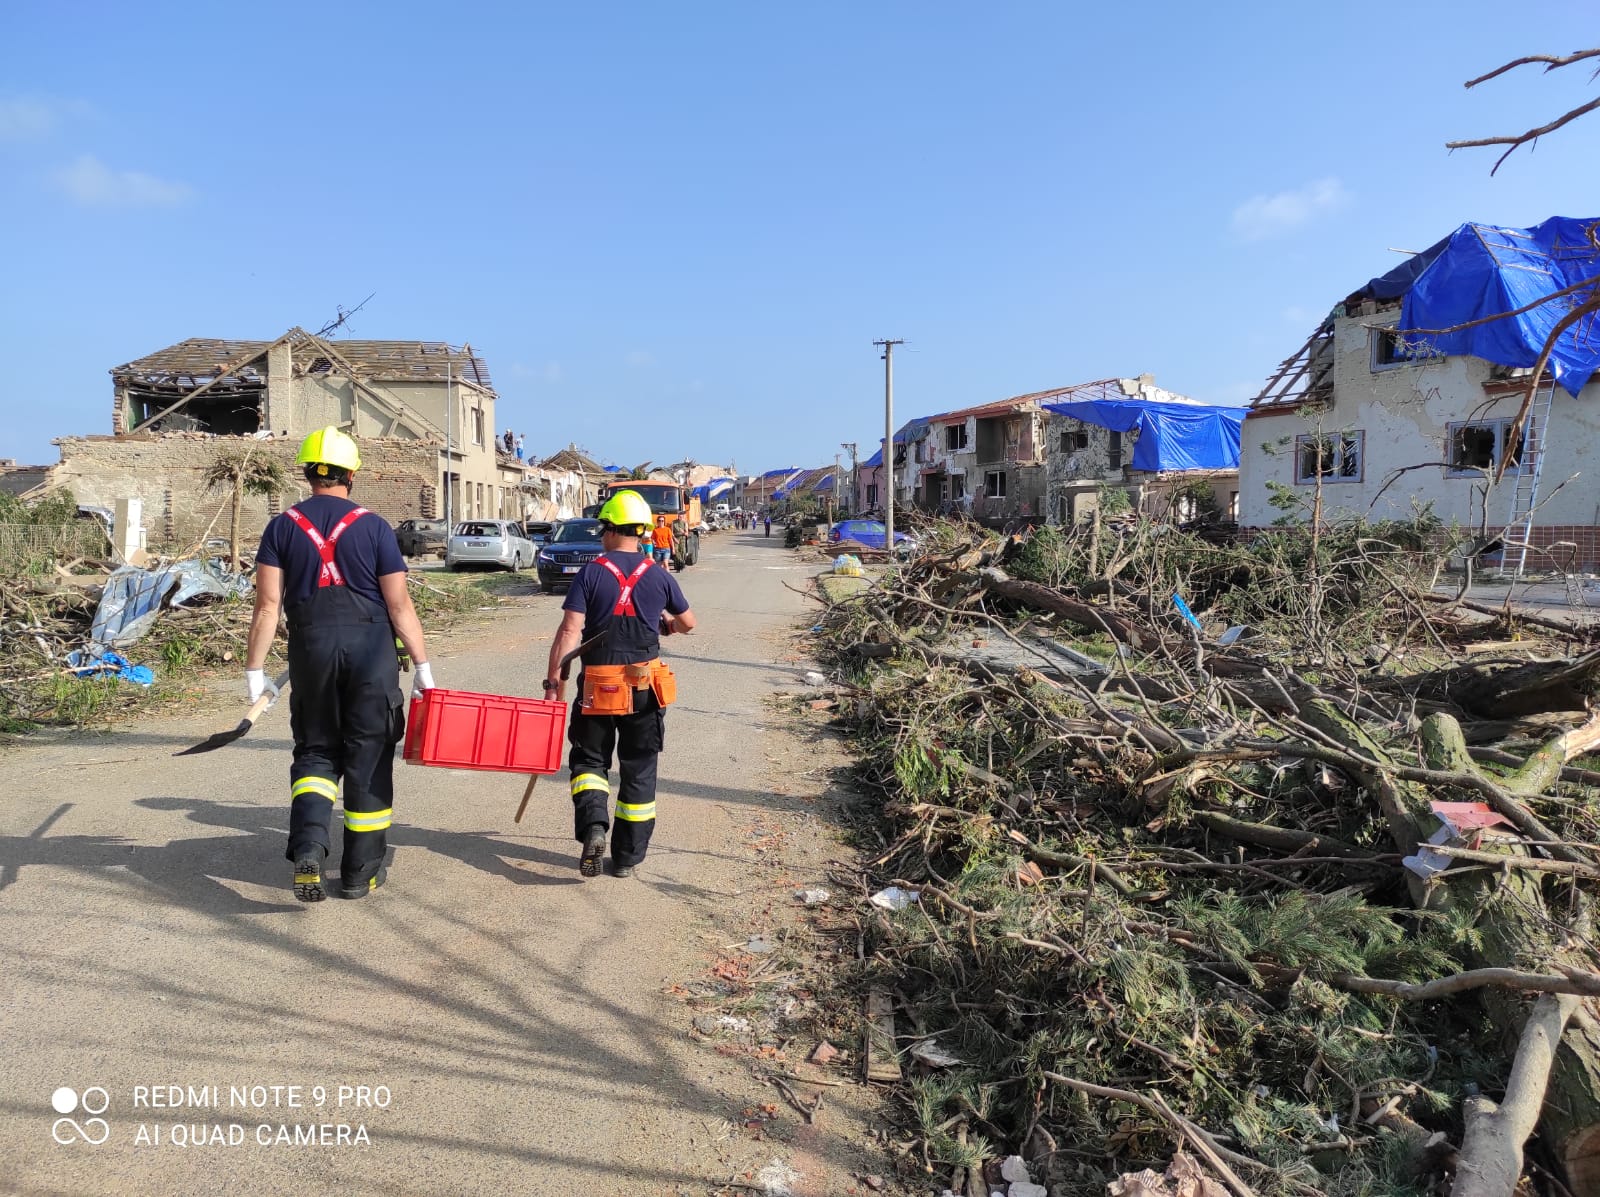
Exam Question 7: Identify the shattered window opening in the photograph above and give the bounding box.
[1371,325,1421,372]
[1447,420,1523,477]
[1294,432,1364,484]
[984,470,1007,498]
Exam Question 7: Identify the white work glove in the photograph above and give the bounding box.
[245,669,279,707]
[412,661,436,696]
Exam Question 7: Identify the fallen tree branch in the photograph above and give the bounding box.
[1332,967,1600,1001]
[1451,992,1582,1197]
[1041,1072,1261,1197]
[1426,843,1600,880]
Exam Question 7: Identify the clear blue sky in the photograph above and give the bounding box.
[2,2,1597,473]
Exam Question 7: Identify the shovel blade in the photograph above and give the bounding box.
[173,719,251,756]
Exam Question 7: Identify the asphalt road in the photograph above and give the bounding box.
[0,529,839,1196]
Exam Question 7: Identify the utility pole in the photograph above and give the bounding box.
[444,359,453,531]
[840,442,857,516]
[873,339,904,553]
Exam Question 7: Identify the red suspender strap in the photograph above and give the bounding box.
[596,554,654,616]
[283,506,369,588]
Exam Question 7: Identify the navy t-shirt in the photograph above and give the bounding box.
[563,550,689,641]
[256,494,406,610]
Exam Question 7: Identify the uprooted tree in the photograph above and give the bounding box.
[813,512,1600,1196]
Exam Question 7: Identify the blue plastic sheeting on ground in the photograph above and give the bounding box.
[829,520,909,550]
[65,649,155,686]
[1396,218,1600,397]
[89,559,253,650]
[1040,399,1246,471]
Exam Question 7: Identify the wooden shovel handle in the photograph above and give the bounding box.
[514,774,539,823]
[243,670,293,727]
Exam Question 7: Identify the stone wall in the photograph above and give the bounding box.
[47,434,440,551]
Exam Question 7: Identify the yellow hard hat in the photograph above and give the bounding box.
[296,426,362,473]
[597,490,652,530]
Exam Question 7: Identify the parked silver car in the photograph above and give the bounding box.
[445,520,535,572]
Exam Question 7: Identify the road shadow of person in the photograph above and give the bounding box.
[0,800,300,915]
[137,796,584,893]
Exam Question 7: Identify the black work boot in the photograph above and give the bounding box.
[292,850,327,903]
[579,825,607,878]
[335,866,388,900]
[610,861,636,879]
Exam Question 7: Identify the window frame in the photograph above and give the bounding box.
[944,424,969,451]
[1370,325,1418,373]
[1293,431,1364,485]
[983,470,1007,499]
[1445,419,1523,478]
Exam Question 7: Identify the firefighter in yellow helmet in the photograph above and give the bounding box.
[244,426,437,901]
[545,490,696,878]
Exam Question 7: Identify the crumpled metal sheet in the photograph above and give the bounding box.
[88,559,252,650]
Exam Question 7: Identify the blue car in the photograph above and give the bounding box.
[536,518,605,593]
[828,519,914,553]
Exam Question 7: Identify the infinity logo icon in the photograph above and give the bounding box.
[51,1087,110,1145]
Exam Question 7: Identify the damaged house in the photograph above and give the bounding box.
[916,391,1058,525]
[1239,217,1600,573]
[1040,376,1244,524]
[50,327,510,550]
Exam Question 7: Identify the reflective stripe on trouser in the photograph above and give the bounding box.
[567,690,664,868]
[285,585,404,888]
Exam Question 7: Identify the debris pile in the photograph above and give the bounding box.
[813,514,1600,1196]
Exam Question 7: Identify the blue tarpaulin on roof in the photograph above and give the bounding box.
[1041,399,1246,472]
[691,477,735,502]
[1395,218,1600,397]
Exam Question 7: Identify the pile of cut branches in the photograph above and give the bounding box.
[814,513,1600,1197]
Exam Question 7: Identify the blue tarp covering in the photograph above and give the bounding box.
[829,520,909,550]
[862,417,932,468]
[1395,218,1600,397]
[690,477,735,503]
[1041,399,1246,472]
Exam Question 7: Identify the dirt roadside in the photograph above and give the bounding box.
[0,531,893,1197]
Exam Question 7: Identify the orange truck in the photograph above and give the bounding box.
[596,479,701,568]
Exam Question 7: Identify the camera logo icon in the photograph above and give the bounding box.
[51,1087,110,1145]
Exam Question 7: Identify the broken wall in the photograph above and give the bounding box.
[48,434,441,552]
[1238,310,1600,565]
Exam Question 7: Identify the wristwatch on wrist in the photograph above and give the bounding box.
[542,679,560,692]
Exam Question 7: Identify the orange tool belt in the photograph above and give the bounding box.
[580,658,677,715]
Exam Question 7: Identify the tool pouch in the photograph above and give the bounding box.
[650,660,677,707]
[580,665,634,715]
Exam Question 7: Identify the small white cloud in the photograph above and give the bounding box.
[0,98,59,140]
[1232,178,1348,241]
[51,154,193,208]
[542,362,563,384]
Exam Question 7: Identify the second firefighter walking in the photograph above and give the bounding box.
[545,490,696,878]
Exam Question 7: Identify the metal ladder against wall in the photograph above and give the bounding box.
[1501,377,1558,580]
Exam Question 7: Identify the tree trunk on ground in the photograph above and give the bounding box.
[1452,994,1580,1197]
[978,567,1152,647]
[1384,649,1600,718]
[1309,704,1600,1190]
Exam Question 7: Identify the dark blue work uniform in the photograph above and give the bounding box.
[563,550,689,868]
[257,494,407,888]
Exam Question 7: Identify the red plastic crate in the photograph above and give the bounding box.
[403,688,567,774]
